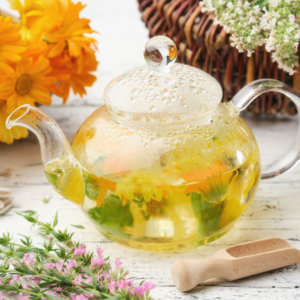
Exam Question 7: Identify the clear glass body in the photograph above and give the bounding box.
[44,103,261,251]
[7,77,300,251]
[6,36,300,251]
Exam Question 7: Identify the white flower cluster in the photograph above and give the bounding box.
[200,0,300,75]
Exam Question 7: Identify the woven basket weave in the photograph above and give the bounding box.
[137,0,300,115]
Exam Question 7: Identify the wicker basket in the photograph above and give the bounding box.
[137,0,300,115]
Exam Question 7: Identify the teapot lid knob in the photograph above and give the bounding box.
[144,36,177,73]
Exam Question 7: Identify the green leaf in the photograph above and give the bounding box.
[53,212,58,228]
[20,210,37,215]
[51,231,65,242]
[14,267,36,275]
[65,287,84,294]
[42,197,51,204]
[0,285,17,291]
[82,267,98,289]
[88,194,133,239]
[42,294,56,300]
[191,191,226,237]
[0,238,9,246]
[50,271,69,283]
[71,225,85,229]
[16,212,37,224]
[45,172,58,187]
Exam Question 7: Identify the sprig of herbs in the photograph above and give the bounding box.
[0,211,155,300]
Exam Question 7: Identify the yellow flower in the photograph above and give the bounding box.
[0,16,26,75]
[48,49,98,103]
[0,55,57,113]
[7,0,44,41]
[115,171,170,205]
[0,100,28,144]
[35,0,97,58]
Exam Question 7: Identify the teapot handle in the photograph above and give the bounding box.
[230,79,300,180]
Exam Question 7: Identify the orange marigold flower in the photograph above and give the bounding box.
[48,49,98,103]
[0,100,28,144]
[0,16,26,76]
[7,0,44,41]
[35,0,97,58]
[0,55,57,114]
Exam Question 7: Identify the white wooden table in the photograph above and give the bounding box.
[1,1,300,299]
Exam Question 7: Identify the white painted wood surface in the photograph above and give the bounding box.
[1,0,300,299]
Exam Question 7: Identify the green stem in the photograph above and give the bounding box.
[17,289,39,296]
[2,241,62,262]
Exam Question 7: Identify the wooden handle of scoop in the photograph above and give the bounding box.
[171,252,229,292]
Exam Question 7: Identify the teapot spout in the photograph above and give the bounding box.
[6,104,85,205]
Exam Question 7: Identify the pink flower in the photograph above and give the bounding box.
[125,279,133,286]
[17,295,30,300]
[73,244,86,256]
[118,280,127,289]
[96,272,105,281]
[27,276,41,285]
[71,293,87,300]
[143,281,154,291]
[22,254,34,266]
[91,257,105,267]
[96,246,104,257]
[65,260,78,271]
[51,287,63,296]
[55,260,65,272]
[108,281,116,294]
[73,274,83,285]
[13,275,20,281]
[45,262,56,268]
[115,258,123,269]
[84,276,93,284]
[135,286,146,297]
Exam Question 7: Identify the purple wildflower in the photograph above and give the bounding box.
[65,260,78,271]
[84,276,93,284]
[22,254,34,266]
[143,281,155,291]
[96,246,104,257]
[55,260,65,272]
[71,294,87,300]
[91,257,105,267]
[17,295,30,300]
[108,281,116,294]
[125,279,133,286]
[135,285,146,297]
[45,262,56,268]
[118,280,127,289]
[115,258,123,269]
[73,274,83,285]
[73,244,86,256]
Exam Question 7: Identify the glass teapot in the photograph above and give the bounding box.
[6,36,300,251]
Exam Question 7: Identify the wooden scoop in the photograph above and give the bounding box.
[171,238,300,292]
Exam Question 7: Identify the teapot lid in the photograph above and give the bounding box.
[103,36,222,125]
